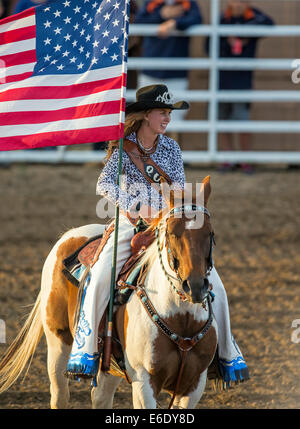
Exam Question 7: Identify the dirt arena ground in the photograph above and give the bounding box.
[0,162,299,409]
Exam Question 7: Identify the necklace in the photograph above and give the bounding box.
[137,136,158,155]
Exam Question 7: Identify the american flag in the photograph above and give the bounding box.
[0,0,130,151]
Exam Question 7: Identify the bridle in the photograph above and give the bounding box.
[155,204,216,303]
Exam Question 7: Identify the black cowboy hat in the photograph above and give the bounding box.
[125,84,190,114]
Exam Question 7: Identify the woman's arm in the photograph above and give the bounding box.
[171,140,186,189]
[96,149,136,213]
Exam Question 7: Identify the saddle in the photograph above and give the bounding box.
[63,220,155,292]
[78,224,154,272]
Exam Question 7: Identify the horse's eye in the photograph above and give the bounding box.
[173,257,180,271]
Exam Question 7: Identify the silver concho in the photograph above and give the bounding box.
[145,164,161,183]
[146,165,154,174]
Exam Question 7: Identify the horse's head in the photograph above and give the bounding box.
[156,176,215,304]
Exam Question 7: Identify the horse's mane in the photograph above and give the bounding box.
[138,212,168,270]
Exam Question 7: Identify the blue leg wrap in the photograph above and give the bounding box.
[218,356,250,389]
[65,352,100,380]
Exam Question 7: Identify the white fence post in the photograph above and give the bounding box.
[208,0,220,162]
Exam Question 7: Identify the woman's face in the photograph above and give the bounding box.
[144,108,172,135]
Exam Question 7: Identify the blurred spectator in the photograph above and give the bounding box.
[134,0,202,126]
[93,141,109,151]
[0,0,11,18]
[207,0,274,173]
[14,0,49,14]
[0,1,4,18]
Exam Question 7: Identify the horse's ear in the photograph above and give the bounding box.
[201,175,211,206]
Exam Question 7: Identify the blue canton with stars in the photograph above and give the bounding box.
[33,0,130,76]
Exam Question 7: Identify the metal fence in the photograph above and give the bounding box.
[1,0,300,164]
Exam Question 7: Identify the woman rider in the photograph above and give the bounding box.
[66,84,249,385]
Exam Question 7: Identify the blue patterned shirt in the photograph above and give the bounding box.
[96,132,185,212]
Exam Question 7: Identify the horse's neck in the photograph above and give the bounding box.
[145,253,179,315]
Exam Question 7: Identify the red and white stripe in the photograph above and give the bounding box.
[0,8,126,151]
[0,8,36,86]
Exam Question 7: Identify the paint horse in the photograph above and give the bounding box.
[0,176,218,408]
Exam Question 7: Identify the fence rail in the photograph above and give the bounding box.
[130,23,300,37]
[128,57,297,70]
[1,0,299,164]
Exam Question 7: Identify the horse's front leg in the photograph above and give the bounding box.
[131,370,157,409]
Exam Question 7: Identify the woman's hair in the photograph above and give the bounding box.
[105,110,150,161]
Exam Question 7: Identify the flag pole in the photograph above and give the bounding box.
[101,136,124,372]
[100,0,129,373]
